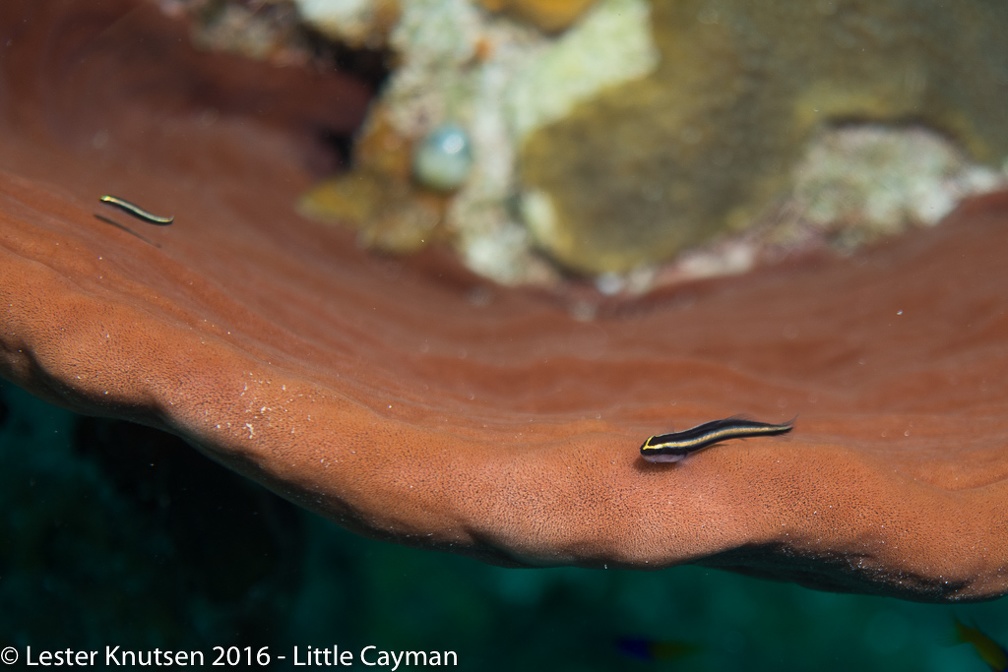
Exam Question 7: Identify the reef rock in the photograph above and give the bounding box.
[518,0,1008,272]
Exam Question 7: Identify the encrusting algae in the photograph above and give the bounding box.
[518,0,1008,273]
[476,0,598,33]
[298,0,1008,281]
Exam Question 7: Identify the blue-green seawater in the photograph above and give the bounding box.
[0,377,1003,671]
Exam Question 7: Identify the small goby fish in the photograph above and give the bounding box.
[99,195,174,225]
[640,416,795,463]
